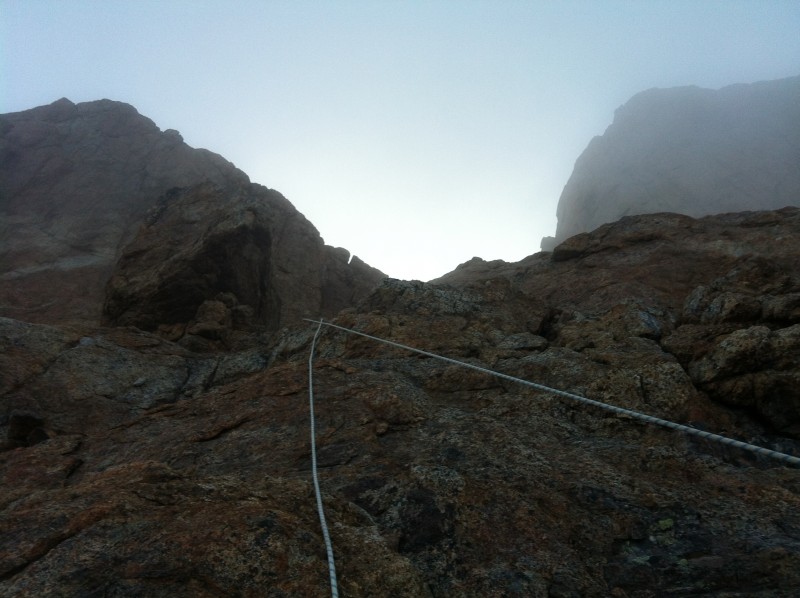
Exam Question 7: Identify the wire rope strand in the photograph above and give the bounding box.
[308,319,339,597]
[303,318,800,468]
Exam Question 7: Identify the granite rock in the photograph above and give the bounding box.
[3,208,799,596]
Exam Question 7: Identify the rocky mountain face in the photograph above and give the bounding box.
[546,75,800,248]
[0,99,383,330]
[102,181,383,351]
[3,199,800,595]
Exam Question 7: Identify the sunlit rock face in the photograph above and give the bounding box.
[551,75,800,244]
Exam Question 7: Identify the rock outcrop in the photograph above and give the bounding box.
[3,207,799,596]
[548,75,800,247]
[0,99,384,329]
[0,98,249,324]
[102,181,384,348]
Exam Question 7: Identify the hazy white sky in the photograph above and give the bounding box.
[2,1,799,280]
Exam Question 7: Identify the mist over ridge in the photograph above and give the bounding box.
[545,75,800,249]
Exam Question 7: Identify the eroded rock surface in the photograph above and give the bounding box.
[2,208,799,596]
[0,99,384,329]
[0,98,249,325]
[102,182,384,344]
[550,75,800,246]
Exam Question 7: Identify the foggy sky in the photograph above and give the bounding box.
[2,0,799,280]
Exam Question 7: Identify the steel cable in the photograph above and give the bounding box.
[304,318,800,468]
[308,319,339,597]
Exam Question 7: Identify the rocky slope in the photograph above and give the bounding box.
[0,99,383,329]
[2,207,799,596]
[547,75,800,248]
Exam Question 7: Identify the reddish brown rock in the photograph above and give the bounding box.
[3,208,800,596]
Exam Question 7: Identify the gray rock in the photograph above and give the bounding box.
[497,332,548,351]
[552,76,800,244]
[688,325,800,434]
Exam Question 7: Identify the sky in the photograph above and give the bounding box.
[2,1,799,281]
